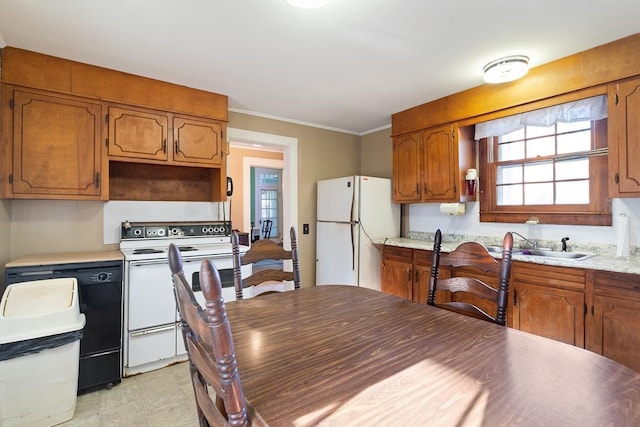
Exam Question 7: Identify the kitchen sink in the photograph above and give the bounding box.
[485,245,522,254]
[518,249,596,261]
[484,245,595,261]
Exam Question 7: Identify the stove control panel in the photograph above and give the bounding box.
[121,221,231,240]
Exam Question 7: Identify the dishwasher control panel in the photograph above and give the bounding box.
[5,260,123,288]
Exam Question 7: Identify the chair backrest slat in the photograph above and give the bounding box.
[232,226,301,300]
[427,230,513,326]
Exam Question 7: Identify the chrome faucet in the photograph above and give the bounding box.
[511,232,539,249]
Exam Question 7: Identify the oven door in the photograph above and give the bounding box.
[184,255,251,304]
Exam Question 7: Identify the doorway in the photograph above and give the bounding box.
[227,127,298,251]
[228,127,298,280]
[253,167,282,241]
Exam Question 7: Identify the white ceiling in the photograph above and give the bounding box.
[0,1,638,135]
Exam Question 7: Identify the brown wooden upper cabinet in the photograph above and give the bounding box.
[0,47,229,202]
[609,76,640,197]
[392,131,422,202]
[5,88,104,200]
[108,106,225,167]
[172,116,224,167]
[392,123,475,203]
[422,124,457,202]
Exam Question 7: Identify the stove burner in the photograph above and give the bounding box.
[133,248,164,255]
[178,246,198,252]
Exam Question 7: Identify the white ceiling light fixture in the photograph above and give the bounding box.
[285,0,329,8]
[483,55,530,84]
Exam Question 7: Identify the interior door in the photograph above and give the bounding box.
[254,167,282,239]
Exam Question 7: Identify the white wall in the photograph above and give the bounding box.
[409,198,639,252]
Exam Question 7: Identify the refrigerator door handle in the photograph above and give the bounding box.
[350,222,356,270]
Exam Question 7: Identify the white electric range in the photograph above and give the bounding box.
[119,221,250,376]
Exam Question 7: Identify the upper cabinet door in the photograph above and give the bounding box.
[107,106,169,162]
[393,131,422,202]
[392,123,474,205]
[172,116,224,166]
[11,89,103,198]
[422,124,457,202]
[609,77,640,197]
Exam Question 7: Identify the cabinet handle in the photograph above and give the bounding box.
[163,139,167,153]
[615,173,620,184]
[175,140,179,154]
[95,172,100,188]
[407,270,412,282]
[513,289,517,306]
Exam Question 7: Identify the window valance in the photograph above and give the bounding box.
[474,95,608,140]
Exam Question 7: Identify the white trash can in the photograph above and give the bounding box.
[0,278,86,427]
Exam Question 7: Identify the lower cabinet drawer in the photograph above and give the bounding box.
[383,245,412,262]
[127,324,177,368]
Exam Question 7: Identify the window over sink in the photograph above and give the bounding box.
[477,94,611,226]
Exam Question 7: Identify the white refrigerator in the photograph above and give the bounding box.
[316,176,400,290]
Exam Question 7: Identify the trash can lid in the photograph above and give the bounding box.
[0,278,85,344]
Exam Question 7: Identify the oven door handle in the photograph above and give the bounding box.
[130,324,175,337]
[130,254,232,268]
[130,260,172,267]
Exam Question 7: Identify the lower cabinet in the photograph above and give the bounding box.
[381,246,413,300]
[587,270,640,373]
[381,244,640,372]
[511,261,585,347]
[381,246,437,303]
[413,249,435,304]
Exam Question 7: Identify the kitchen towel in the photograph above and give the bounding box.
[616,213,631,257]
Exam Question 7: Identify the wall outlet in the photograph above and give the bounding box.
[303,224,310,234]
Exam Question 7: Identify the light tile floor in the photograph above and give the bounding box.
[59,362,198,427]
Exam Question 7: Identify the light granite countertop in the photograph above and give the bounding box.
[376,236,640,276]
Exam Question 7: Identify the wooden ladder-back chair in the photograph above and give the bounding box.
[427,229,514,326]
[168,243,250,427]
[261,219,273,240]
[231,226,301,300]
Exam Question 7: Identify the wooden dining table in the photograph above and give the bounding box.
[224,285,640,426]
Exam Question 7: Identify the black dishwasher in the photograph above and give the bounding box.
[4,260,123,394]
